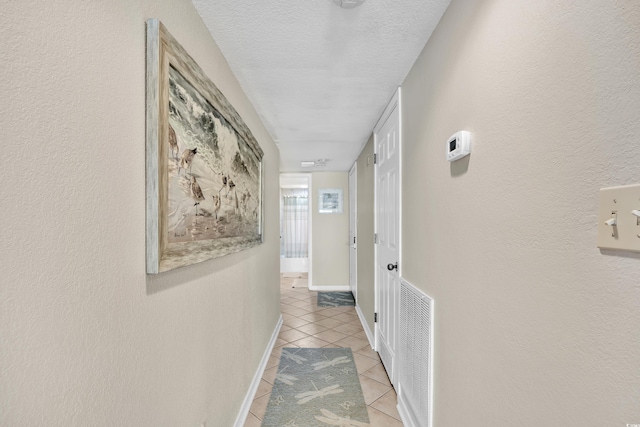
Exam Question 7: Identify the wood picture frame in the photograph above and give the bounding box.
[146,19,264,274]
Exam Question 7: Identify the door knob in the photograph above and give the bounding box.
[387,262,398,271]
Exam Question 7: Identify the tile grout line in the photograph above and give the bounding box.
[244,274,402,426]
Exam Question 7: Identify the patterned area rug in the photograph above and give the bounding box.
[262,348,370,426]
[317,291,355,307]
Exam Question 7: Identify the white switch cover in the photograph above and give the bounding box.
[597,184,640,252]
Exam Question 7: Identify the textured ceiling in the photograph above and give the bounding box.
[191,0,451,172]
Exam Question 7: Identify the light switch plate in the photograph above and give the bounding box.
[597,184,640,252]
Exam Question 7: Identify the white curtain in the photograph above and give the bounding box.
[280,189,309,258]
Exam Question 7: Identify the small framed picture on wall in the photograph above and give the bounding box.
[318,188,343,214]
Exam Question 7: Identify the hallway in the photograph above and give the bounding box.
[244,274,403,426]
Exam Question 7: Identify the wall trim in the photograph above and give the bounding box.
[397,396,417,427]
[355,303,375,350]
[233,314,283,427]
[308,285,350,291]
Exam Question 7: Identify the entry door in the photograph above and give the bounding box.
[375,90,400,385]
[349,163,357,301]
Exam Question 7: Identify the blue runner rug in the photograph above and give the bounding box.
[262,347,370,426]
[317,291,355,307]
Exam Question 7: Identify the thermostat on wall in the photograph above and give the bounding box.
[446,131,471,162]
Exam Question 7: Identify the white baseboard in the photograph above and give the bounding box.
[397,392,418,427]
[308,285,350,291]
[355,304,375,350]
[233,314,283,427]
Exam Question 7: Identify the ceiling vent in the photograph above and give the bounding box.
[333,0,365,9]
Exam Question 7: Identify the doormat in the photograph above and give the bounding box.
[317,291,355,307]
[262,347,370,426]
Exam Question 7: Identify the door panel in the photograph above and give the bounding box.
[349,164,357,300]
[375,96,400,385]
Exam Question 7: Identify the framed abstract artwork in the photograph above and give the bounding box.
[146,19,263,274]
[317,188,343,214]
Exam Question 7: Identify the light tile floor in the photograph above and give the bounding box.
[243,274,403,427]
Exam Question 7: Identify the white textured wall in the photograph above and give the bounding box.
[402,0,640,425]
[0,1,280,426]
[311,172,350,287]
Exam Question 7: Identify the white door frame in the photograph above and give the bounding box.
[373,88,402,376]
[279,173,313,287]
[349,162,358,301]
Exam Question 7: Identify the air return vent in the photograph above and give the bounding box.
[397,279,433,427]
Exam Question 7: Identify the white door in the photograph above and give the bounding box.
[349,163,357,301]
[374,89,401,385]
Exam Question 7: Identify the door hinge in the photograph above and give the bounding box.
[374,312,378,323]
[374,233,378,244]
[373,153,377,164]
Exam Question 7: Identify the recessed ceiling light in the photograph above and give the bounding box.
[301,161,316,168]
[333,0,365,9]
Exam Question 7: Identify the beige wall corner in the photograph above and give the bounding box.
[401,0,640,425]
[311,172,350,287]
